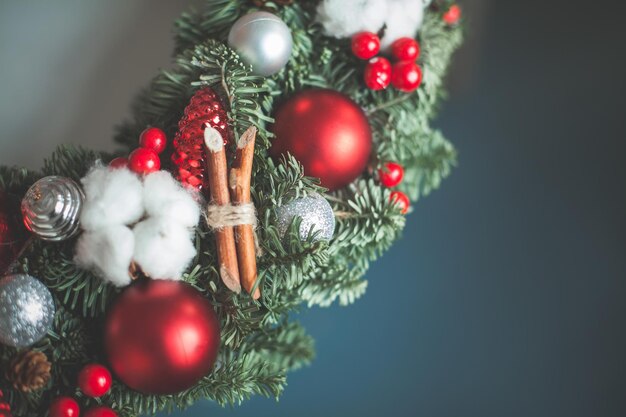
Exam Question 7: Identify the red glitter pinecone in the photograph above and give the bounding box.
[172,88,230,190]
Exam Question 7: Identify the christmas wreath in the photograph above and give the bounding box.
[0,1,463,416]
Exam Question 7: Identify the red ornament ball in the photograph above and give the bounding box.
[104,279,220,395]
[139,127,167,154]
[128,148,160,175]
[378,162,404,188]
[351,32,380,60]
[270,89,372,190]
[49,397,79,417]
[391,37,421,61]
[364,57,391,90]
[83,407,117,417]
[443,5,462,25]
[108,157,128,169]
[391,61,423,92]
[390,190,410,214]
[78,364,112,397]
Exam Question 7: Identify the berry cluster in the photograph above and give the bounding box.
[109,127,167,175]
[378,162,410,214]
[49,364,116,417]
[351,32,423,92]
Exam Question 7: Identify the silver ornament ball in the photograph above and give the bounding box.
[228,11,293,76]
[21,176,84,241]
[276,193,335,242]
[0,274,55,347]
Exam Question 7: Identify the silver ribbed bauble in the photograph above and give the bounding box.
[21,176,84,241]
[228,11,293,76]
[276,193,335,242]
[0,274,55,347]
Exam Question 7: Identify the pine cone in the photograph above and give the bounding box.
[5,351,51,393]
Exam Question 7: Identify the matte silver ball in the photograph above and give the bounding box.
[0,274,55,347]
[276,193,335,242]
[228,11,293,76]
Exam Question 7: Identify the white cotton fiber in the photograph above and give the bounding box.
[379,0,425,49]
[80,166,144,230]
[142,171,201,228]
[75,226,134,287]
[316,0,388,38]
[133,218,196,280]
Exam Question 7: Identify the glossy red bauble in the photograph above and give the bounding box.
[391,37,421,61]
[49,397,80,417]
[139,127,168,154]
[364,57,391,90]
[378,162,404,188]
[104,279,220,395]
[108,157,128,169]
[351,32,380,60]
[443,5,462,25]
[390,190,410,214]
[128,148,160,175]
[270,89,372,190]
[78,364,112,397]
[83,407,118,417]
[391,61,423,92]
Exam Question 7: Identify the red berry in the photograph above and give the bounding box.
[443,5,462,25]
[390,190,410,214]
[84,406,118,417]
[139,127,167,154]
[351,32,380,60]
[49,397,80,417]
[378,162,404,187]
[109,157,128,169]
[391,61,423,92]
[364,57,391,90]
[391,37,421,61]
[78,364,112,398]
[128,148,160,175]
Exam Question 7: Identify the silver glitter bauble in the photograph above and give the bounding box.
[228,11,293,76]
[0,274,55,347]
[276,193,335,242]
[21,176,84,241]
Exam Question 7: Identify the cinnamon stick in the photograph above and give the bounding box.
[229,126,260,299]
[204,126,241,293]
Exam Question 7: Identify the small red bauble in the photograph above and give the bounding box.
[443,5,462,25]
[351,32,380,60]
[78,364,112,397]
[49,397,80,417]
[270,89,372,191]
[139,127,167,154]
[83,406,118,417]
[0,389,11,417]
[390,190,410,214]
[104,279,220,395]
[391,37,421,61]
[378,162,404,188]
[391,61,423,92]
[364,57,391,90]
[108,157,128,169]
[128,148,160,175]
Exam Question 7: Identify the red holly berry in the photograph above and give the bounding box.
[391,37,421,62]
[49,397,80,417]
[78,364,112,398]
[443,5,462,25]
[139,127,167,154]
[351,32,380,60]
[364,57,392,90]
[108,157,128,169]
[0,390,11,417]
[390,190,410,214]
[128,148,160,175]
[378,162,404,187]
[84,407,118,417]
[391,61,423,92]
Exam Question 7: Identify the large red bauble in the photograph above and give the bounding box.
[270,89,372,190]
[78,364,112,397]
[49,397,79,417]
[104,279,220,395]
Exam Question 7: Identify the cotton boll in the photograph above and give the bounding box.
[133,218,196,280]
[380,0,425,49]
[316,0,388,38]
[75,226,134,287]
[80,166,144,230]
[143,171,200,228]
